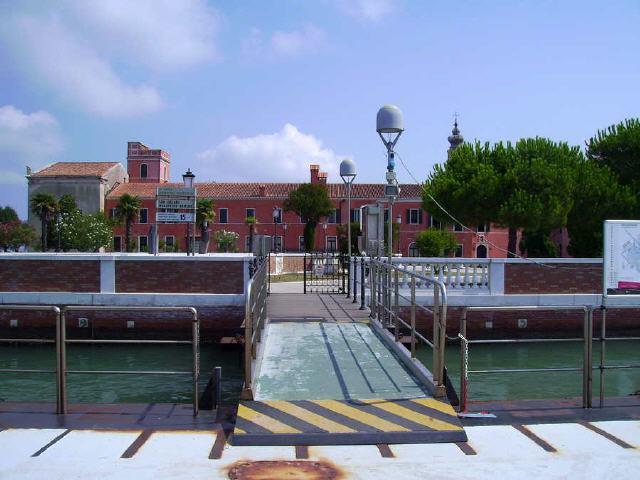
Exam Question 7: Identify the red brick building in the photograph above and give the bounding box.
[104,141,512,257]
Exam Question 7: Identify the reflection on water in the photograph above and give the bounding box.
[0,344,244,404]
[416,340,640,400]
[1,340,638,404]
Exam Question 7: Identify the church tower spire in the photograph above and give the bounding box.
[447,113,464,158]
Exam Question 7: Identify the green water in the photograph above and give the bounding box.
[0,344,244,404]
[416,340,640,401]
[1,340,638,404]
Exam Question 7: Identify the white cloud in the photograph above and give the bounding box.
[66,0,220,69]
[242,24,328,59]
[0,105,64,185]
[196,124,350,182]
[11,17,163,117]
[334,0,396,22]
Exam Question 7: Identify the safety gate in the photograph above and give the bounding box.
[303,252,347,294]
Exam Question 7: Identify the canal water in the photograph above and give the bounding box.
[1,340,639,404]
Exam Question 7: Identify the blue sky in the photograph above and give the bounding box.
[1,0,638,219]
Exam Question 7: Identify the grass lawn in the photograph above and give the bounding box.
[270,273,304,283]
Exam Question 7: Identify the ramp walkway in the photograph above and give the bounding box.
[234,292,466,445]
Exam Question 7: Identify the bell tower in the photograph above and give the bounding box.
[127,141,171,183]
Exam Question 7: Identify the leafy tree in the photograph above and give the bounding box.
[566,162,637,257]
[336,222,361,255]
[214,229,239,253]
[0,221,35,251]
[415,229,457,257]
[30,193,58,251]
[519,229,558,257]
[587,118,640,189]
[115,194,141,252]
[196,198,216,253]
[0,206,19,224]
[423,138,581,257]
[58,194,77,214]
[245,216,257,252]
[56,211,113,252]
[283,183,333,251]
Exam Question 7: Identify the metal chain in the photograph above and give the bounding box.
[458,333,469,379]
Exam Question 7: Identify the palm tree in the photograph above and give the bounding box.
[245,216,257,253]
[196,198,216,253]
[30,193,58,251]
[115,193,141,252]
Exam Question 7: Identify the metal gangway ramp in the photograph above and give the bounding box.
[234,283,466,446]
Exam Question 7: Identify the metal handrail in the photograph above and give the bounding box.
[61,305,199,416]
[597,304,640,408]
[0,305,63,413]
[355,257,449,397]
[242,256,269,400]
[459,305,594,412]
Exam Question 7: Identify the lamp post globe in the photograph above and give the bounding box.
[340,159,357,298]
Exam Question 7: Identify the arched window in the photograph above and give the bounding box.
[140,163,148,178]
[476,244,487,258]
[408,242,420,257]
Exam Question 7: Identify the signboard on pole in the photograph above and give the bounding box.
[156,187,196,197]
[157,198,196,209]
[156,212,194,223]
[603,220,640,296]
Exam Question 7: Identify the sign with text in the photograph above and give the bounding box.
[603,220,640,296]
[156,186,196,197]
[156,198,196,209]
[156,212,194,223]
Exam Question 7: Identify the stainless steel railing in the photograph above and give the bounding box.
[597,305,640,408]
[241,256,269,400]
[459,306,594,412]
[352,256,449,397]
[0,305,200,416]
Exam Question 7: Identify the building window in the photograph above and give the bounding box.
[246,208,256,220]
[477,224,490,233]
[326,236,337,252]
[384,208,389,223]
[407,208,422,225]
[429,216,442,230]
[219,208,228,224]
[408,242,420,257]
[299,215,305,224]
[163,166,167,180]
[350,208,361,223]
[299,236,305,250]
[113,236,122,252]
[140,164,148,178]
[164,235,175,250]
[327,208,340,224]
[453,223,464,232]
[139,208,148,224]
[138,236,148,252]
[454,244,463,257]
[476,244,488,258]
[274,236,283,252]
[110,208,117,219]
[245,235,251,252]
[273,208,282,224]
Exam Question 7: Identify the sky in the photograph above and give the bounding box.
[0,0,639,219]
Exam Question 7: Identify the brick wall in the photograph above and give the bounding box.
[504,262,602,294]
[115,260,244,294]
[270,255,304,274]
[0,260,100,292]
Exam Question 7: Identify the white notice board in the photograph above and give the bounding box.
[603,220,640,297]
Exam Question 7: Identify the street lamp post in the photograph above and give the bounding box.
[272,207,279,252]
[182,168,195,256]
[322,222,328,251]
[340,159,357,298]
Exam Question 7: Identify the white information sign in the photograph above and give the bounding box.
[157,198,196,209]
[603,220,640,296]
[156,187,196,197]
[156,212,194,223]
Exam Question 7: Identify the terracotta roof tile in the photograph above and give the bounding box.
[107,182,424,200]
[31,162,120,177]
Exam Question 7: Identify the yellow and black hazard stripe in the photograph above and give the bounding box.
[232,397,467,446]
